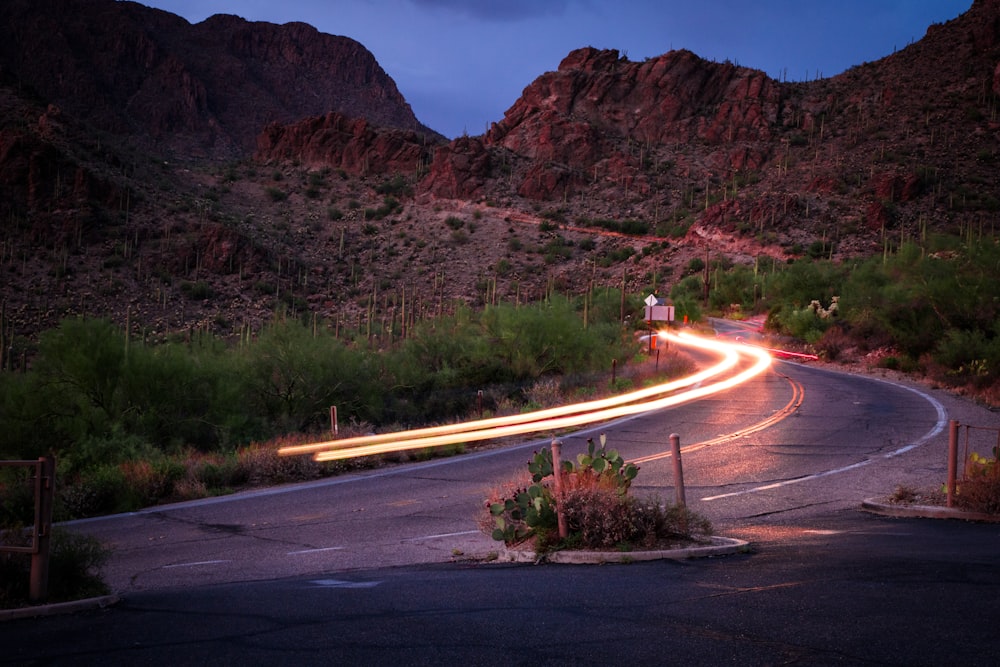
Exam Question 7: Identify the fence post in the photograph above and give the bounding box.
[670,433,686,507]
[29,455,55,603]
[550,438,568,539]
[947,420,959,508]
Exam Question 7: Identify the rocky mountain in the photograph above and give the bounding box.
[418,0,1000,258]
[1,0,998,355]
[0,0,440,159]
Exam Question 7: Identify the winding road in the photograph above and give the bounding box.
[8,327,1000,665]
[65,327,953,592]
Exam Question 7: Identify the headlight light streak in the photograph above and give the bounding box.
[279,332,737,457]
[281,331,772,462]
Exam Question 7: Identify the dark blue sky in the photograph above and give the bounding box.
[143,0,973,139]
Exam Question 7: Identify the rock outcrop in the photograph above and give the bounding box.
[255,112,438,176]
[0,0,440,159]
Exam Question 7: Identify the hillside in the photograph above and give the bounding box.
[1,0,998,353]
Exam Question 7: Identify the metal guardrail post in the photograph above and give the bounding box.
[946,420,959,508]
[29,455,55,603]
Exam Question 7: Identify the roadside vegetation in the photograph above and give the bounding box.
[671,233,1000,404]
[0,529,111,609]
[2,231,1000,523]
[2,229,1000,608]
[482,435,712,556]
[0,291,661,521]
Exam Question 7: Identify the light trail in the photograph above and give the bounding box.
[629,373,805,464]
[279,331,739,457]
[280,331,773,462]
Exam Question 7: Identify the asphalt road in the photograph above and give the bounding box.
[5,335,1000,664]
[4,511,1000,665]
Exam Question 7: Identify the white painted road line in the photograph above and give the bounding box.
[287,546,345,555]
[405,530,481,542]
[162,560,231,568]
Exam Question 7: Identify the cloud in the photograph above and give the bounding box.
[410,0,571,22]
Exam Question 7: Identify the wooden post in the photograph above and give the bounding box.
[670,434,686,507]
[550,438,568,539]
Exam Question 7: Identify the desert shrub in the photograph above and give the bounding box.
[814,324,853,361]
[484,436,713,554]
[955,452,1000,514]
[596,246,635,266]
[0,466,38,535]
[559,487,636,548]
[607,376,634,393]
[238,319,383,432]
[375,174,411,197]
[707,264,757,312]
[479,297,634,380]
[117,459,173,508]
[0,529,110,608]
[561,491,712,550]
[180,281,213,300]
[60,432,156,476]
[685,257,705,275]
[932,328,1000,389]
[194,458,244,491]
[669,293,702,324]
[47,530,111,601]
[632,497,713,543]
[59,464,127,518]
[237,442,322,485]
[767,302,832,343]
[523,378,562,411]
[364,196,401,220]
[767,259,845,311]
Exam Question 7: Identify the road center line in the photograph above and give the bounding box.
[630,372,804,465]
[701,372,949,501]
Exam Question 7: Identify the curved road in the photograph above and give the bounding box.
[66,333,954,593]
[7,331,1000,665]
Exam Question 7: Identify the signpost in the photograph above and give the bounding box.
[643,294,675,323]
[643,294,674,353]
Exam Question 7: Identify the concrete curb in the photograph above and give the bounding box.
[0,594,120,622]
[861,499,1000,523]
[496,535,750,564]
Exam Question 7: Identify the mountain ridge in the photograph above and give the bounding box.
[0,0,998,352]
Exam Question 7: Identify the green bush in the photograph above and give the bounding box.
[180,281,214,301]
[0,529,110,608]
[47,529,111,601]
[375,174,412,197]
[484,436,710,554]
[239,319,382,432]
[955,453,1000,514]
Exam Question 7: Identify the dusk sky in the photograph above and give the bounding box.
[141,0,973,139]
